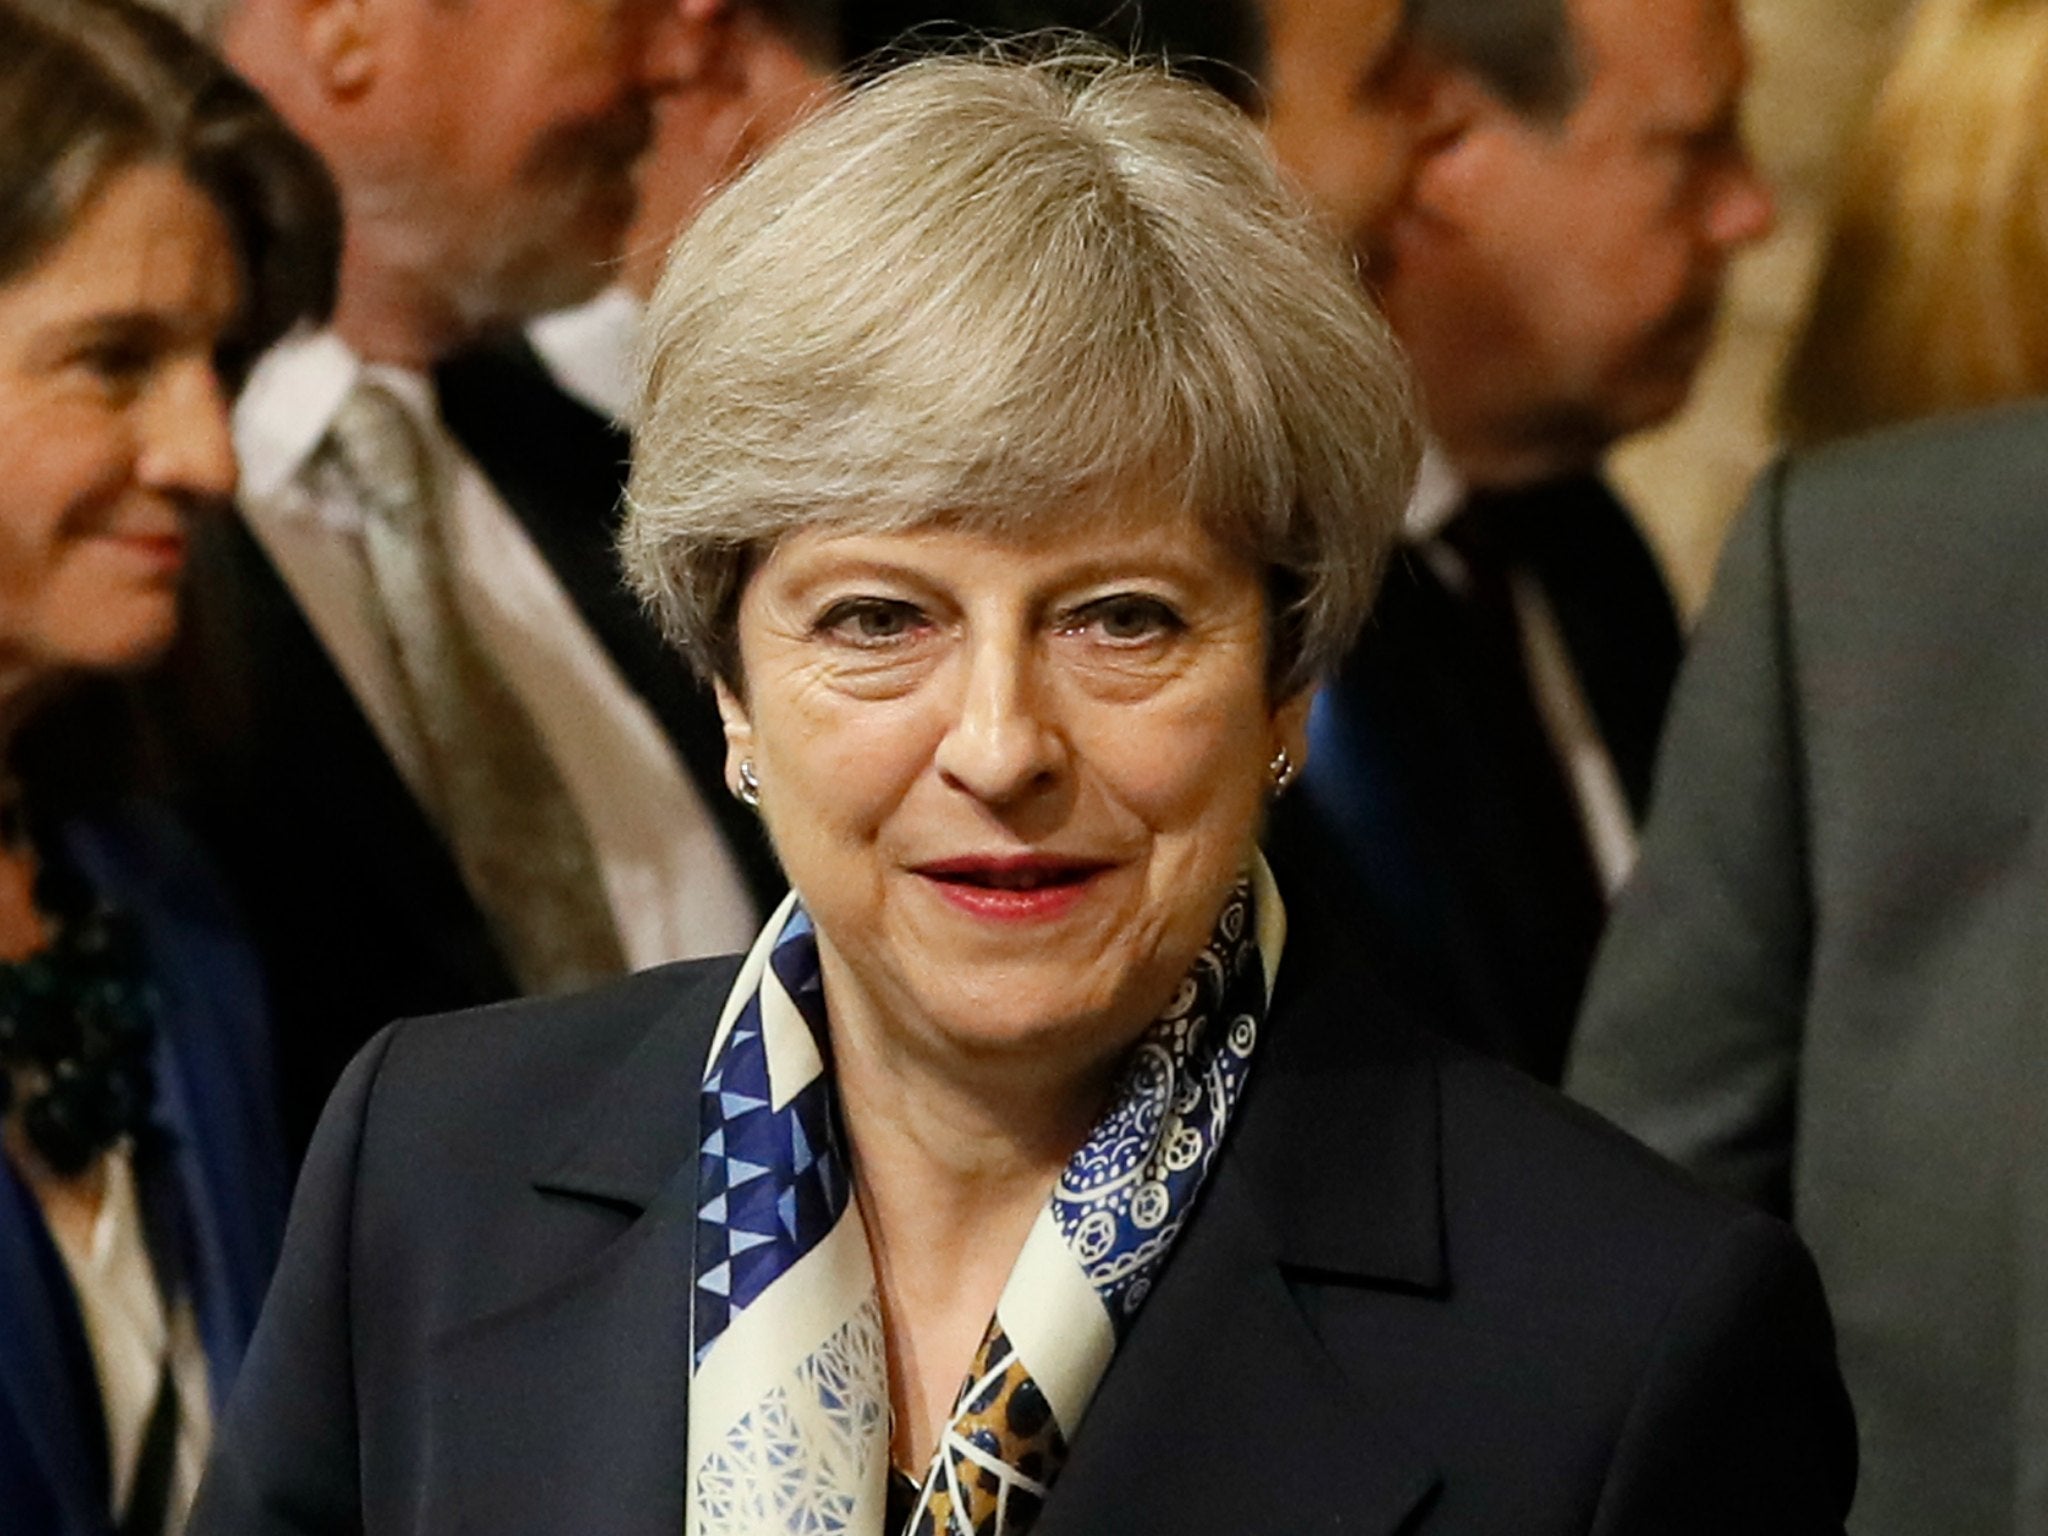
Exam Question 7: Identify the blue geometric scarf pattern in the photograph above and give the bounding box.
[692,909,850,1363]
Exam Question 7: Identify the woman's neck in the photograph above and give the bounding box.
[0,732,38,964]
[832,1024,1117,1475]
[0,659,50,754]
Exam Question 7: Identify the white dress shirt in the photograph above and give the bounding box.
[525,285,642,424]
[48,1148,212,1532]
[233,330,759,970]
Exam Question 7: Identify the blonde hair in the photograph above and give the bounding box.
[1782,0,2048,445]
[622,45,1419,696]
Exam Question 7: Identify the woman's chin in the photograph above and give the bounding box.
[62,608,181,676]
[870,955,1180,1083]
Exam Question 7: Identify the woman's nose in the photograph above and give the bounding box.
[137,359,237,506]
[932,639,1067,805]
[1706,144,1776,251]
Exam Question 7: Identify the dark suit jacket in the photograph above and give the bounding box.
[161,338,781,1160]
[192,899,1854,1535]
[0,805,286,1535]
[1269,474,1681,1085]
[1569,401,2048,1536]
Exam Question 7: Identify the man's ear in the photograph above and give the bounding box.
[1397,65,1509,226]
[301,0,378,98]
[713,676,756,797]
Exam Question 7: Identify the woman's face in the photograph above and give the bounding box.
[718,495,1310,1075]
[0,162,238,688]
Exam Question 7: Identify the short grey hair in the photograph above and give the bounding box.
[623,46,1419,697]
[1409,0,1580,118]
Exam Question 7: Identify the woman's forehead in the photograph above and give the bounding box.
[789,470,1235,547]
[752,502,1257,589]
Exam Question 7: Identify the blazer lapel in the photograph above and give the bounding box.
[1037,916,1449,1535]
[419,963,732,1536]
[62,813,286,1400]
[0,1156,108,1534]
[1038,1157,1442,1536]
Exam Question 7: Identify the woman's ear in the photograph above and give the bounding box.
[1274,686,1314,781]
[713,677,755,797]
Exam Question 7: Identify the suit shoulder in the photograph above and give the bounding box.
[1431,1039,1804,1309]
[357,957,741,1167]
[1743,401,2048,672]
[1777,398,2048,549]
[1439,1046,1859,1528]
[376,954,740,1086]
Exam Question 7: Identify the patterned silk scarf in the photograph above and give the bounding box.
[684,858,1285,1536]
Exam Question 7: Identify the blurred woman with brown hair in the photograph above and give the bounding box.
[0,1,336,1531]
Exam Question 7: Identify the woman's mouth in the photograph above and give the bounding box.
[104,529,188,573]
[912,855,1113,921]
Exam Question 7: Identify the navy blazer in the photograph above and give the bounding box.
[193,892,1854,1535]
[0,805,286,1535]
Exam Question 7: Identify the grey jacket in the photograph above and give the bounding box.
[1569,400,2048,1536]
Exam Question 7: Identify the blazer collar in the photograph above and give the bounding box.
[1039,909,1452,1534]
[530,956,742,1212]
[0,1155,108,1533]
[1040,1151,1443,1535]
[527,906,1444,1277]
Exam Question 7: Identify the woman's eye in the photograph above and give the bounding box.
[816,597,929,646]
[1064,594,1184,643]
[72,337,156,398]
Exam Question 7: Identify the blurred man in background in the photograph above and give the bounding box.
[161,0,783,1156]
[1279,0,1776,1082]
[535,0,1448,419]
[531,0,840,418]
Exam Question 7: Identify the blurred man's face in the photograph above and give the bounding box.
[1260,0,1426,262]
[620,7,836,299]
[1381,0,1775,478]
[372,0,670,331]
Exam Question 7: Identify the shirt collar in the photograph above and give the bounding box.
[1401,440,1466,542]
[233,328,439,511]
